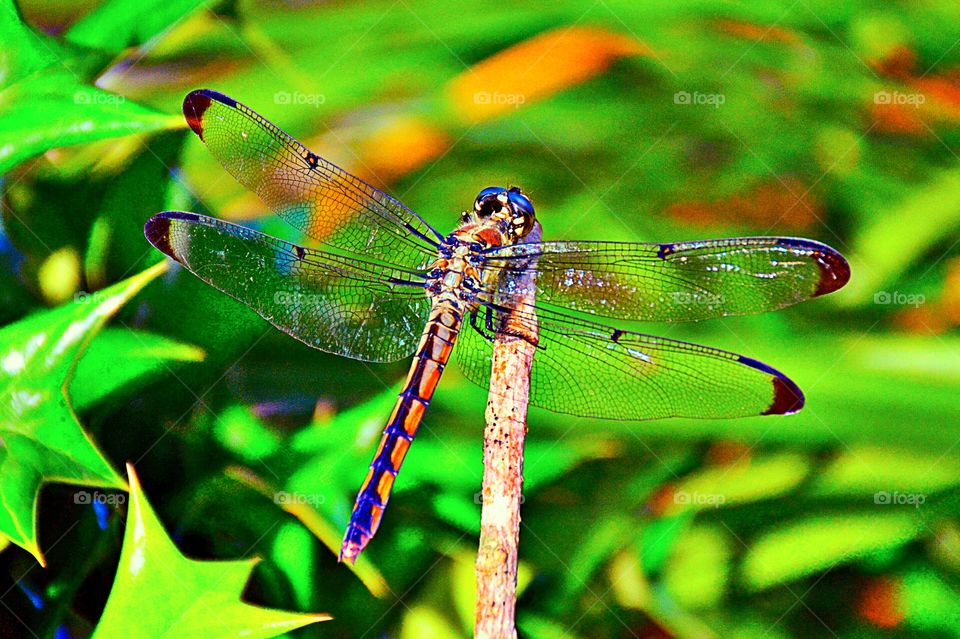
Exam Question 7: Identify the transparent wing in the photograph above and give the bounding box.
[455,303,803,420]
[481,237,850,322]
[145,211,430,363]
[182,89,444,269]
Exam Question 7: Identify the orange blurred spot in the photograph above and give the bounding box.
[869,46,960,132]
[715,19,800,45]
[665,177,818,229]
[357,116,450,185]
[312,399,336,424]
[705,441,751,466]
[869,100,927,135]
[447,26,649,124]
[913,75,960,119]
[646,484,677,517]
[858,577,905,629]
[893,257,960,334]
[893,306,945,334]
[872,45,917,80]
[942,258,960,322]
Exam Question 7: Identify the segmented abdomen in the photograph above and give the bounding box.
[339,304,462,563]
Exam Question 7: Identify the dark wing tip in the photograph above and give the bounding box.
[144,214,174,258]
[738,355,806,415]
[776,238,851,297]
[811,246,851,297]
[182,90,236,140]
[765,375,805,415]
[144,211,201,261]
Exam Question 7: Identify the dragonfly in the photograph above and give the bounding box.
[145,89,850,564]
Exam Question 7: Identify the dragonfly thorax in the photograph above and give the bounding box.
[426,214,520,311]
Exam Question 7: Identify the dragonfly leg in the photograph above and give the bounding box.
[478,303,541,349]
[469,308,498,343]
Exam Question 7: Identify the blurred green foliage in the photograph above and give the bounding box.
[2,0,960,637]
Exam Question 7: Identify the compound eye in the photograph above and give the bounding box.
[507,190,535,217]
[474,186,505,211]
[474,186,507,218]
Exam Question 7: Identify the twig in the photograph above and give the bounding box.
[474,223,542,639]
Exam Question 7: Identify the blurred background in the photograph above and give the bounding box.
[2,0,960,637]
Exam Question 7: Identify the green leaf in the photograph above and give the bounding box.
[640,514,692,574]
[85,131,187,285]
[93,464,329,639]
[518,614,586,639]
[70,328,205,413]
[844,167,960,305]
[606,548,650,610]
[661,525,732,609]
[65,0,210,53]
[0,262,166,563]
[221,389,396,597]
[269,522,316,611]
[212,405,282,462]
[399,606,460,639]
[557,514,636,601]
[669,452,811,514]
[741,511,925,591]
[810,445,960,498]
[900,566,960,634]
[0,1,58,88]
[0,69,183,174]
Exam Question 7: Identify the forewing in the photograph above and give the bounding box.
[182,89,443,269]
[481,237,849,322]
[145,212,429,363]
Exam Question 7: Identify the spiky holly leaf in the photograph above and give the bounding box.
[0,262,166,563]
[93,464,329,639]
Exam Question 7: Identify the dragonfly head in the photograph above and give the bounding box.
[472,186,536,239]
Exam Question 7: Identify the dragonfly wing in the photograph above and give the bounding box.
[182,89,443,270]
[145,211,430,363]
[481,237,849,322]
[455,303,803,420]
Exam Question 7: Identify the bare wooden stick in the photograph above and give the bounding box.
[474,223,541,639]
